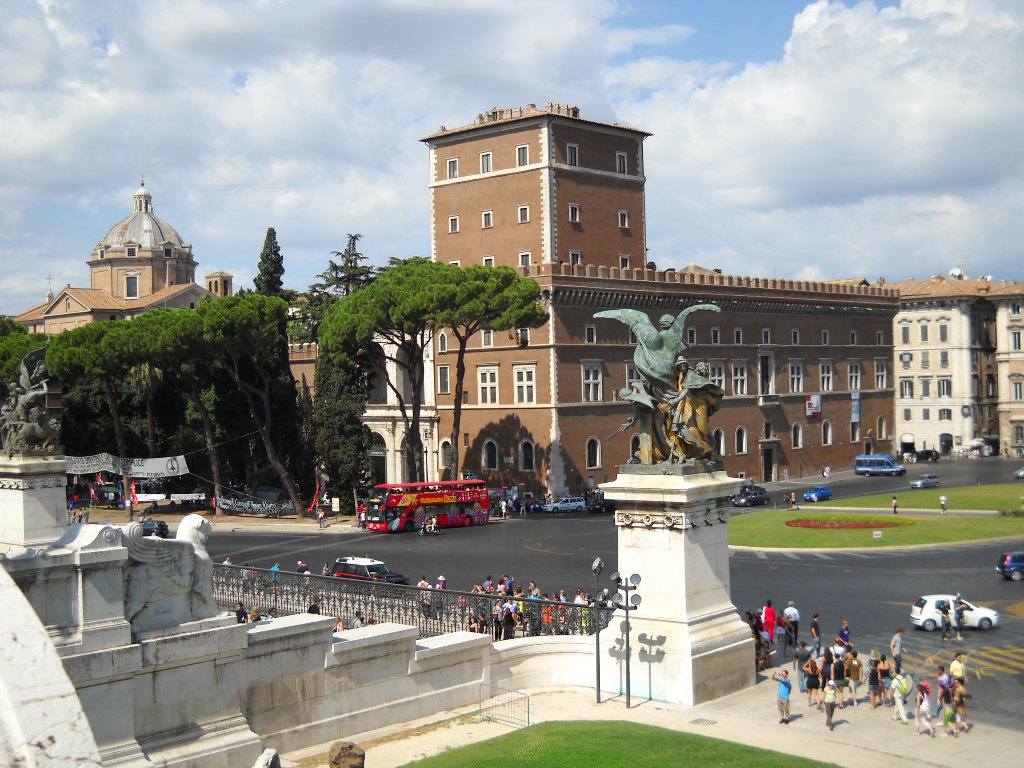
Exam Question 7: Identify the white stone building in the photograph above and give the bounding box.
[990,282,1024,459]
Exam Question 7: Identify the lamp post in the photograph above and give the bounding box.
[610,571,642,708]
[592,557,604,703]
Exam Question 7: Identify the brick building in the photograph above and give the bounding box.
[422,105,899,497]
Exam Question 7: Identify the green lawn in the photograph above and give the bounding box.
[400,721,833,768]
[816,482,1024,513]
[729,508,1024,548]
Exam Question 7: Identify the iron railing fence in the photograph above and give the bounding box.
[479,684,530,728]
[213,564,609,640]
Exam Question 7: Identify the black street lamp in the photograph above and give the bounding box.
[610,571,642,708]
[591,557,604,703]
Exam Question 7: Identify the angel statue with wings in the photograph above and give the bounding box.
[595,303,722,464]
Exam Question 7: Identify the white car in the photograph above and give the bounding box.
[543,496,587,512]
[910,594,999,632]
[1014,466,1024,480]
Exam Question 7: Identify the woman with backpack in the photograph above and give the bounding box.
[803,656,823,709]
[915,682,935,736]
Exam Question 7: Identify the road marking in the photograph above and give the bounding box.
[754,551,767,560]
[782,552,800,560]
[811,553,833,560]
[901,645,1024,676]
[1000,600,1024,619]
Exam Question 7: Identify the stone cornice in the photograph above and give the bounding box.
[616,507,732,529]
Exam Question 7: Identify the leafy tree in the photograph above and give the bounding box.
[431,265,548,478]
[320,257,450,482]
[198,294,306,514]
[300,234,376,342]
[254,227,285,297]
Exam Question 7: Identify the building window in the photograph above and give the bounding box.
[713,428,725,456]
[586,437,600,468]
[619,255,631,270]
[709,364,725,389]
[875,361,888,389]
[822,420,833,446]
[482,256,494,267]
[876,330,884,345]
[1015,382,1024,400]
[440,441,453,470]
[922,408,930,420]
[480,152,492,173]
[901,352,912,370]
[711,328,721,345]
[616,151,627,174]
[483,440,498,470]
[478,366,498,403]
[518,205,530,223]
[851,421,861,443]
[481,329,493,347]
[438,332,448,353]
[921,350,930,369]
[792,424,803,449]
[877,416,888,440]
[791,329,800,344]
[938,408,952,421]
[939,324,948,342]
[570,250,582,266]
[164,247,173,258]
[900,326,910,344]
[438,365,450,394]
[762,328,771,344]
[481,210,493,228]
[1015,424,1024,443]
[734,328,743,344]
[686,328,696,346]
[448,216,459,233]
[583,365,602,402]
[919,324,929,342]
[736,426,748,454]
[519,252,531,267]
[899,379,914,399]
[98,248,105,259]
[127,247,137,259]
[1013,331,1022,351]
[569,203,581,222]
[920,377,931,397]
[516,145,529,166]
[822,329,830,345]
[585,325,597,344]
[938,378,952,397]
[514,365,536,404]
[849,330,858,344]
[520,440,535,471]
[820,362,833,392]
[618,210,629,228]
[789,362,804,393]
[732,363,748,395]
[939,350,949,368]
[903,408,912,421]
[126,275,139,299]
[517,327,530,347]
[567,143,579,166]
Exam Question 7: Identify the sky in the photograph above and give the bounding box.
[3,0,1023,317]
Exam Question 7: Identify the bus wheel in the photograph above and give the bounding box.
[404,520,415,532]
[463,516,473,527]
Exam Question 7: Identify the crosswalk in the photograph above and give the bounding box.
[898,644,1024,678]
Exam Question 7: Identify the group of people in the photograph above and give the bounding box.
[759,601,971,737]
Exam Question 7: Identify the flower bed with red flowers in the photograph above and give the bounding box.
[785,518,913,529]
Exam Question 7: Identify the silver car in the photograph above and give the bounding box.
[910,474,939,488]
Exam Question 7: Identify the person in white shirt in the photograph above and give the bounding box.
[783,601,800,643]
[222,556,232,565]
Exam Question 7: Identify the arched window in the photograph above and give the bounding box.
[792,424,803,449]
[519,440,535,471]
[440,441,453,470]
[822,420,833,446]
[586,438,601,469]
[630,434,641,461]
[735,426,747,455]
[877,416,888,440]
[483,440,498,471]
[713,428,725,456]
[438,332,448,353]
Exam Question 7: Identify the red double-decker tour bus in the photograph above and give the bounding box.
[364,480,490,533]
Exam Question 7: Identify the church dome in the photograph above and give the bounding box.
[96,180,188,250]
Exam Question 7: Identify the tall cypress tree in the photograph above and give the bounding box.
[254,227,285,297]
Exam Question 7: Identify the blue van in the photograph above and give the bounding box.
[854,455,906,476]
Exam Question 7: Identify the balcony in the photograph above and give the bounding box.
[758,394,781,407]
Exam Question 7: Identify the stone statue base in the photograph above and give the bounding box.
[0,455,68,550]
[599,463,754,706]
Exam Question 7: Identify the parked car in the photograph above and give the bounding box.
[910,474,940,489]
[333,556,408,584]
[996,552,1024,581]
[587,499,616,514]
[1014,466,1024,480]
[915,449,940,462]
[543,496,587,513]
[910,594,999,631]
[731,485,770,507]
[141,519,169,538]
[803,485,833,502]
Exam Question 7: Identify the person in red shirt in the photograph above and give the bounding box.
[762,600,776,648]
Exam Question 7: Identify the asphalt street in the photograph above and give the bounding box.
[208,457,1024,730]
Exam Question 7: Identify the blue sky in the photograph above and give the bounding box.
[1,0,1021,316]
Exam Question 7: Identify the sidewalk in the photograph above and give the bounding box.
[281,678,1016,768]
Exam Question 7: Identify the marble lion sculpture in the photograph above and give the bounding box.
[123,513,218,633]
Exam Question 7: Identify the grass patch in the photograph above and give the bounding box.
[730,509,1024,548]
[818,483,1024,513]
[399,721,833,768]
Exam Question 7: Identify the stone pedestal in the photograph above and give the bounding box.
[0,455,68,549]
[599,464,755,706]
